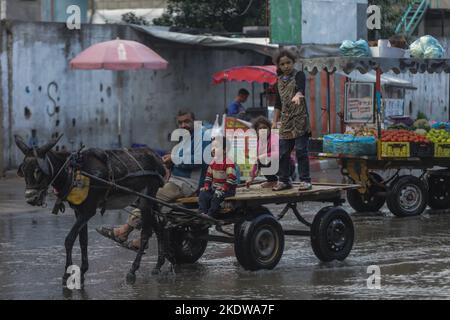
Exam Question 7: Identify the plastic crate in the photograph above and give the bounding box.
[435,143,450,158]
[323,134,376,156]
[410,142,434,158]
[381,142,410,158]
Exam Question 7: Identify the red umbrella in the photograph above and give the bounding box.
[212,65,278,111]
[212,65,278,85]
[70,39,168,70]
[70,39,168,147]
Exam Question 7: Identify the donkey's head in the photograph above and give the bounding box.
[15,134,63,206]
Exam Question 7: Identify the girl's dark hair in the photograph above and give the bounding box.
[274,50,297,75]
[274,50,296,66]
[177,110,195,120]
[252,116,272,132]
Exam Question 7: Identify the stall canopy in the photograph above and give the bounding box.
[300,57,450,75]
[299,56,450,136]
[337,70,417,89]
[131,25,342,58]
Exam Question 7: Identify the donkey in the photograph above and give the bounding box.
[14,134,169,286]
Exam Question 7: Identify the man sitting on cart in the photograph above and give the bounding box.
[96,110,211,251]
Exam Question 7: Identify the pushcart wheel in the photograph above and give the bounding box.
[234,214,284,271]
[427,174,450,210]
[346,172,385,213]
[386,175,428,217]
[168,226,209,264]
[310,207,354,262]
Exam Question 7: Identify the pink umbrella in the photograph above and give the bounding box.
[70,39,168,70]
[70,39,168,147]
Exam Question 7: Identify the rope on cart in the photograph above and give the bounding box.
[80,170,222,225]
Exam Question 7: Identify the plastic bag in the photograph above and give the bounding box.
[410,35,444,59]
[340,39,371,57]
[410,39,424,58]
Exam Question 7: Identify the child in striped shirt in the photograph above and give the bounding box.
[199,137,237,218]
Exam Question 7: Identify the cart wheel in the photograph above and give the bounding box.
[168,226,209,264]
[310,207,354,262]
[234,214,284,271]
[386,175,428,217]
[346,172,385,213]
[427,174,450,210]
[234,206,273,268]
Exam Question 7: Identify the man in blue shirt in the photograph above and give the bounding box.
[227,88,250,117]
[97,110,211,250]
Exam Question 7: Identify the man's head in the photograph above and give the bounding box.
[237,88,250,103]
[176,110,195,133]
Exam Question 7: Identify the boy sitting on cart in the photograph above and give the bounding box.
[199,136,238,218]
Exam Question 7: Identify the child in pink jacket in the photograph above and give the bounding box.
[246,116,280,188]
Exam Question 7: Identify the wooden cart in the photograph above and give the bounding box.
[165,182,359,271]
[82,170,359,270]
[299,56,450,217]
[315,153,450,217]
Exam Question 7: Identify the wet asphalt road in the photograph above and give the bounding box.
[1,170,450,300]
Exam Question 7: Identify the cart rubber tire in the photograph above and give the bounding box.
[234,214,284,271]
[346,172,385,213]
[168,226,209,264]
[386,175,428,217]
[310,206,354,262]
[427,174,450,210]
[233,207,273,268]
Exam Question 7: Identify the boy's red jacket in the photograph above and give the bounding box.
[204,158,237,192]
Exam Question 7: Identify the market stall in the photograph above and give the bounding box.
[301,56,450,217]
[212,65,277,117]
[212,66,278,179]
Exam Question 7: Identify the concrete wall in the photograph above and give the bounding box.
[41,0,89,23]
[0,21,265,171]
[302,0,368,44]
[421,10,450,38]
[3,0,42,21]
[0,0,89,23]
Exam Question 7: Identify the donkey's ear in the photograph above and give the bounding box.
[17,164,24,178]
[14,135,31,155]
[38,134,64,155]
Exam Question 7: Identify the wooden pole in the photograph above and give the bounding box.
[376,68,383,137]
[326,71,331,133]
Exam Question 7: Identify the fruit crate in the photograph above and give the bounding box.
[410,142,434,158]
[380,142,410,158]
[435,143,450,158]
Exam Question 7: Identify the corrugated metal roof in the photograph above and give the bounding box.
[336,70,417,89]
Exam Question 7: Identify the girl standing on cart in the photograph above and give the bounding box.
[272,50,312,191]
